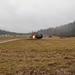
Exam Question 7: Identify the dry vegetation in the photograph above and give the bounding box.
[0,36,19,41]
[0,37,75,75]
[0,35,26,41]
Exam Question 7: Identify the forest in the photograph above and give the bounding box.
[38,21,75,37]
[0,21,75,37]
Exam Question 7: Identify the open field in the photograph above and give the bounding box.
[0,37,75,75]
[0,35,26,41]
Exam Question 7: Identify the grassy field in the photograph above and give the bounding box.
[0,37,75,75]
[0,35,26,41]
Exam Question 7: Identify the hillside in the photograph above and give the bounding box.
[0,21,75,37]
[0,29,17,35]
[0,29,25,35]
[38,21,75,37]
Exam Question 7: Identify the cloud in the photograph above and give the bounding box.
[0,0,75,33]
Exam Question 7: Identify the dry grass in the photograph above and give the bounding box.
[0,37,75,75]
[0,35,26,41]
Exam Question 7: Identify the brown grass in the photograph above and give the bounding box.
[0,35,26,41]
[0,37,75,75]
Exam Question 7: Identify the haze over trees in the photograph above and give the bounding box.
[0,29,24,35]
[0,21,75,37]
[38,21,75,37]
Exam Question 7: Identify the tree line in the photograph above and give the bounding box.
[0,21,75,37]
[38,21,75,37]
[0,29,24,35]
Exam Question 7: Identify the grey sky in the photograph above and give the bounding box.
[0,0,75,33]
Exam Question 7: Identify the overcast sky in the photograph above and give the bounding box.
[0,0,75,33]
